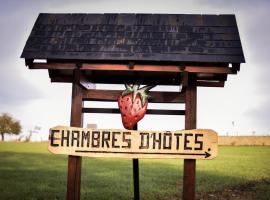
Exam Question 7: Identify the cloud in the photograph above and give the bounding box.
[197,0,270,9]
[0,66,43,106]
[0,1,48,107]
[245,105,270,121]
[244,97,270,131]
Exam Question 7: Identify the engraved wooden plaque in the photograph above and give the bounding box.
[49,126,218,160]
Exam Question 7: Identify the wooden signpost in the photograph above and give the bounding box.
[21,13,245,200]
[49,126,218,159]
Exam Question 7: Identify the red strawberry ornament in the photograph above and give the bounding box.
[118,84,155,130]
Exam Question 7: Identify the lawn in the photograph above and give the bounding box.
[0,142,269,200]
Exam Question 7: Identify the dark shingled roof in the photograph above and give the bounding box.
[21,13,245,64]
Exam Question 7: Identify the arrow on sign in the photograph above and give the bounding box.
[184,151,211,158]
[204,151,211,158]
[75,150,212,158]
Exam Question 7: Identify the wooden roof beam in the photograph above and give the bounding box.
[82,63,184,72]
[196,73,227,82]
[30,62,236,74]
[185,66,236,74]
[29,63,76,70]
[196,81,225,87]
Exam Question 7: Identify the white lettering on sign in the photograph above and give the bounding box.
[48,126,218,159]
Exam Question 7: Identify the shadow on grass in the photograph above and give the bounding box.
[0,151,269,200]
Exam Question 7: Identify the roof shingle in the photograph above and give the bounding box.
[21,13,245,64]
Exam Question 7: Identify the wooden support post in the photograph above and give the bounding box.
[183,74,197,200]
[133,159,140,200]
[133,124,140,200]
[67,69,84,200]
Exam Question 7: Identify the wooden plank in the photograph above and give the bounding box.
[196,74,227,81]
[82,63,183,72]
[29,63,76,69]
[132,124,140,200]
[57,72,181,85]
[67,156,81,200]
[30,62,235,75]
[183,74,197,200]
[83,89,186,103]
[48,126,218,159]
[82,108,185,115]
[185,66,235,74]
[82,64,235,74]
[67,69,84,200]
[183,160,196,200]
[133,158,140,200]
[196,81,225,87]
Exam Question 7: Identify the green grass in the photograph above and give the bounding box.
[0,142,269,200]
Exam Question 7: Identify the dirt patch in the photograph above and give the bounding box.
[197,179,270,200]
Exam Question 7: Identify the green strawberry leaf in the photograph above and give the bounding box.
[121,84,156,107]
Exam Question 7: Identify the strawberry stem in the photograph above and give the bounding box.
[121,84,156,107]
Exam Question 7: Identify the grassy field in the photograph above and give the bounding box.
[0,142,269,200]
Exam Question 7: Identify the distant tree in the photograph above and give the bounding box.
[0,113,22,141]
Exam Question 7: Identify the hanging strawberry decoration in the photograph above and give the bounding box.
[118,84,155,130]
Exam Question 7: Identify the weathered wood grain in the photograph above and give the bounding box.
[67,69,83,200]
[48,126,218,160]
[183,74,197,200]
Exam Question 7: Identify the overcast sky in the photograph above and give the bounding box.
[0,0,270,140]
